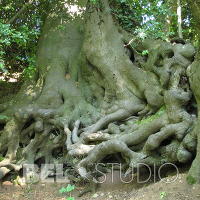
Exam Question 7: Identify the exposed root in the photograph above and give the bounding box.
[83,104,144,135]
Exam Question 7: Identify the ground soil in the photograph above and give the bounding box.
[0,168,200,200]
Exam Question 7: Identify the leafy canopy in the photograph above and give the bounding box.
[0,0,197,82]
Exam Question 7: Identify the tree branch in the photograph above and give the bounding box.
[7,0,34,24]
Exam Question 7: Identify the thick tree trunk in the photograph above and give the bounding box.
[185,0,200,184]
[0,0,198,188]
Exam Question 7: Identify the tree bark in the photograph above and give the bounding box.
[177,0,183,38]
[185,0,200,184]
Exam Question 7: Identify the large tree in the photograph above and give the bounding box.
[185,0,200,184]
[0,0,199,187]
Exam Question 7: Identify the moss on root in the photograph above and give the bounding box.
[135,106,166,125]
[187,175,197,185]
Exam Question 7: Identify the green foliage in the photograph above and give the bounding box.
[59,184,75,200]
[0,0,49,81]
[0,20,39,79]
[111,0,173,39]
[142,50,149,56]
[0,115,9,120]
[111,0,140,32]
[0,0,198,83]
[134,0,175,40]
[90,0,97,3]
[111,0,197,42]
[160,191,167,199]
[0,59,6,73]
[0,155,5,162]
[59,184,75,193]
[187,175,197,185]
[135,106,166,125]
[22,56,37,79]
[66,197,75,200]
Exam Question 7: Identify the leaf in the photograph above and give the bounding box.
[0,115,9,120]
[142,50,149,56]
[59,184,75,194]
[66,184,75,192]
[66,197,75,200]
[59,187,67,194]
[160,192,167,199]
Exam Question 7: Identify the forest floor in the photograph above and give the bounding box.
[0,166,200,200]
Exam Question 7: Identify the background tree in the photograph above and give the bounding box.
[177,0,183,38]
